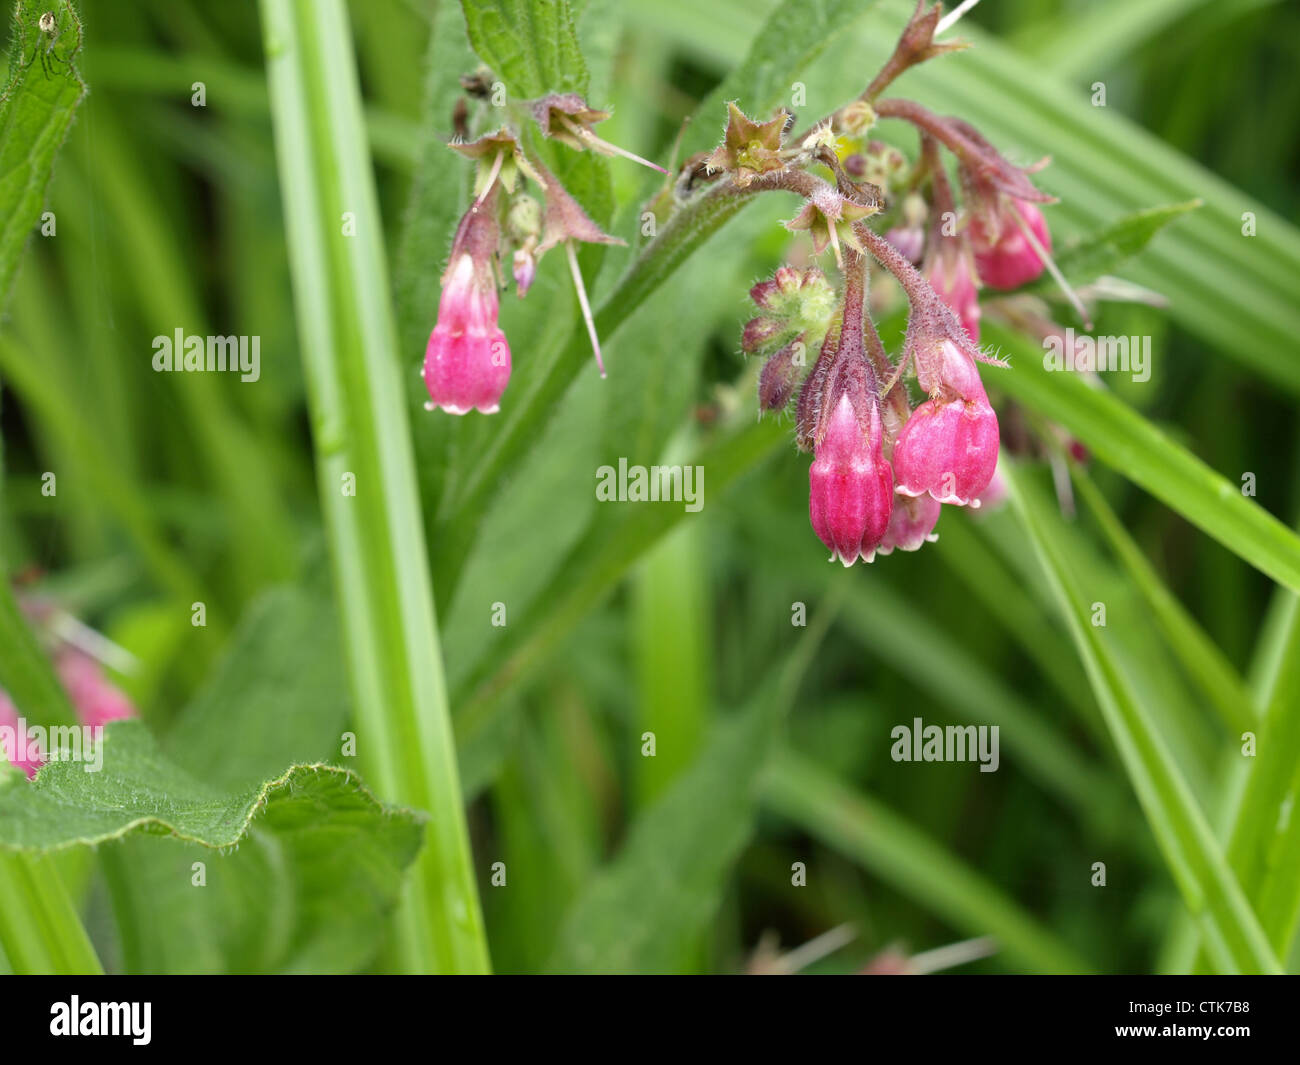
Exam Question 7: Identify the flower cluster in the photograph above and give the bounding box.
[730,2,1064,564]
[426,1,1078,567]
[422,94,663,416]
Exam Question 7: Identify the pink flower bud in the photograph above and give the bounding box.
[886,225,924,265]
[970,200,1051,290]
[893,340,999,506]
[55,650,136,730]
[742,315,789,354]
[749,265,807,309]
[877,493,942,554]
[511,248,536,296]
[758,338,803,411]
[0,690,42,779]
[423,253,512,415]
[809,393,894,566]
[843,153,868,179]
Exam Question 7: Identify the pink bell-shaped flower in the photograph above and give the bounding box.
[893,339,999,507]
[809,392,895,566]
[969,200,1051,290]
[877,492,942,554]
[423,251,512,415]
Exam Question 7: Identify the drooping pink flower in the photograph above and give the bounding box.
[969,200,1051,290]
[0,690,42,779]
[55,650,136,730]
[877,493,942,554]
[809,393,894,566]
[423,251,512,415]
[893,339,999,507]
[925,243,981,344]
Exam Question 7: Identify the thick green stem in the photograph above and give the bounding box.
[259,0,489,973]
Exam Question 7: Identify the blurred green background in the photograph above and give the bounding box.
[2,0,1298,973]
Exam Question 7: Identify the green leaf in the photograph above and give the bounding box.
[459,0,589,97]
[1071,467,1254,736]
[546,601,837,973]
[0,720,424,974]
[1017,200,1202,297]
[0,720,419,853]
[632,521,711,807]
[987,321,1300,595]
[99,578,398,974]
[679,0,875,157]
[1005,463,1281,974]
[0,1,97,978]
[260,0,489,973]
[547,697,775,973]
[454,415,786,751]
[764,751,1094,973]
[0,0,86,309]
[162,579,349,789]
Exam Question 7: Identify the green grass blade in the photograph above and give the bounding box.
[1013,0,1224,77]
[1006,462,1280,974]
[259,0,489,973]
[633,519,711,807]
[1071,467,1255,735]
[988,322,1300,594]
[1220,605,1300,955]
[763,751,1092,974]
[0,851,102,974]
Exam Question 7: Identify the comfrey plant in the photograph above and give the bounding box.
[425,2,1072,565]
[423,94,665,414]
